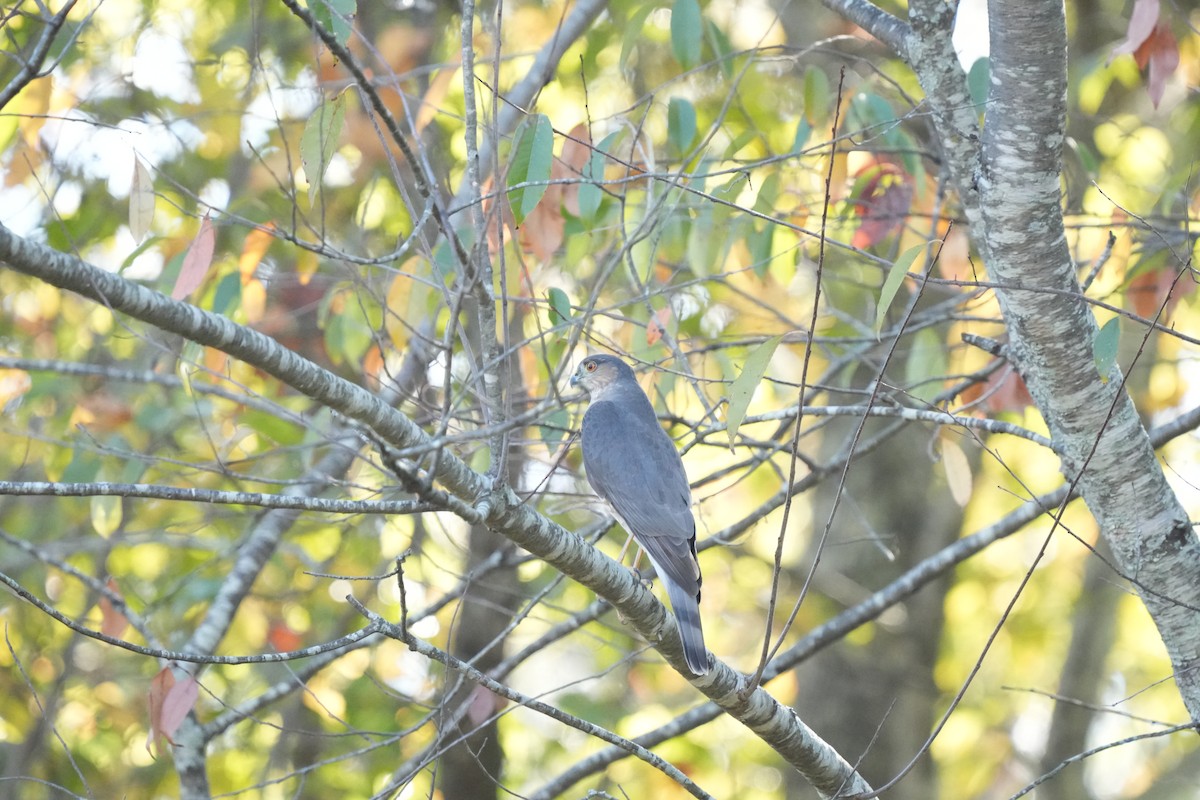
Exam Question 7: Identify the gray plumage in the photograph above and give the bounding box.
[571,354,709,675]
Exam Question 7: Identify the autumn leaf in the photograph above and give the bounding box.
[172,215,215,301]
[268,619,303,652]
[646,308,672,345]
[1127,263,1194,319]
[147,667,198,758]
[960,361,1034,414]
[1111,0,1179,108]
[850,161,913,249]
[99,578,129,638]
[238,225,274,283]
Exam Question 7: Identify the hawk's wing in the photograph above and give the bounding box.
[580,396,699,596]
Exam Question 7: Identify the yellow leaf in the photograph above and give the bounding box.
[241,277,266,323]
[385,274,412,351]
[91,495,122,538]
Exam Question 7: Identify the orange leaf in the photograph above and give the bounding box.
[238,225,275,283]
[646,308,671,345]
[1128,265,1193,319]
[268,619,303,652]
[362,344,385,391]
[960,361,1033,414]
[99,578,129,638]
[173,215,215,300]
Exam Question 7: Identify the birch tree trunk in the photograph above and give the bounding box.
[887,0,1200,721]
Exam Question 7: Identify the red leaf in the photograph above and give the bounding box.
[173,215,215,300]
[850,162,912,249]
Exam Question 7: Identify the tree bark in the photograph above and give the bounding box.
[976,0,1200,723]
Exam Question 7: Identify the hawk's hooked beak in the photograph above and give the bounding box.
[569,371,580,388]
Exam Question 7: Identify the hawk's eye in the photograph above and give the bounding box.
[585,361,597,372]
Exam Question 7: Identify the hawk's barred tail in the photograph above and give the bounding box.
[663,577,710,675]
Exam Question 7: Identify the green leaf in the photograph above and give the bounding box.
[792,118,812,152]
[803,66,830,127]
[120,235,165,273]
[668,97,697,156]
[670,0,703,69]
[704,18,733,78]
[301,93,347,205]
[753,171,781,214]
[687,206,716,277]
[1093,317,1120,383]
[507,114,554,223]
[579,130,620,222]
[242,409,306,446]
[538,407,570,455]
[967,57,990,111]
[548,287,572,324]
[726,335,783,448]
[875,244,925,335]
[723,130,757,160]
[310,0,357,45]
[905,327,948,402]
[748,222,774,278]
[211,271,241,316]
[62,448,102,483]
[619,3,656,72]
